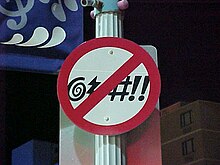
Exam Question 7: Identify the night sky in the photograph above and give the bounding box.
[3,1,220,163]
[123,2,220,107]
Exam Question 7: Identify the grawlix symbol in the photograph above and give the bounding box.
[108,76,132,101]
[86,76,101,95]
[138,76,149,101]
[68,75,149,102]
[109,76,149,101]
[128,76,142,101]
[68,77,86,101]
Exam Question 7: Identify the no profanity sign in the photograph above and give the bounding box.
[57,37,161,135]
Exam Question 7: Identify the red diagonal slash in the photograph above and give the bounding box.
[75,54,143,118]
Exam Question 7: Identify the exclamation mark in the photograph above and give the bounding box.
[138,76,149,101]
[128,76,141,101]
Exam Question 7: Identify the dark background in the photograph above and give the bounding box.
[2,1,220,164]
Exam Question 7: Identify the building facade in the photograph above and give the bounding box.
[160,100,220,165]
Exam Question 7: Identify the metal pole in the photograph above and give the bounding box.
[81,0,128,164]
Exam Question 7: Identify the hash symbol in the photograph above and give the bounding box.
[108,76,132,101]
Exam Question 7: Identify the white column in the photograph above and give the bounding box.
[96,13,123,38]
[95,12,126,165]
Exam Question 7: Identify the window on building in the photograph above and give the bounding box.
[180,110,192,128]
[182,138,194,155]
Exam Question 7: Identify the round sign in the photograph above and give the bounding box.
[57,37,161,135]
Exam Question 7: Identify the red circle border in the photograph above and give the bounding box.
[57,37,161,135]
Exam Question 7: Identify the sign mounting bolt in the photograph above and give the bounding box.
[104,116,110,122]
[108,50,114,55]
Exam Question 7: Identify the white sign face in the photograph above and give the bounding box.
[68,47,150,125]
[57,37,160,135]
[59,44,160,165]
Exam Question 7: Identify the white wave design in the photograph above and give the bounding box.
[39,0,50,3]
[64,0,78,11]
[17,27,49,47]
[1,33,23,44]
[0,26,66,48]
[38,27,66,48]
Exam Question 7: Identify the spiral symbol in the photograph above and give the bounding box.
[68,77,86,102]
